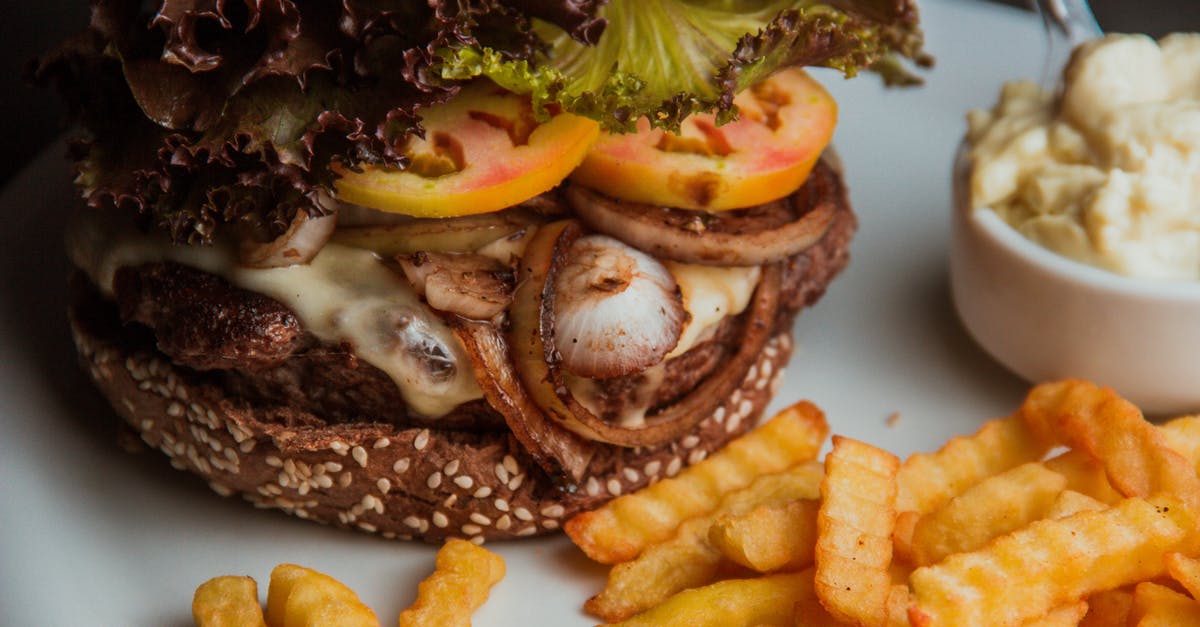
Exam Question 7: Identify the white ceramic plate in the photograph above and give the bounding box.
[0,2,1050,624]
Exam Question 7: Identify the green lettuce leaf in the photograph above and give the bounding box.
[439,0,931,132]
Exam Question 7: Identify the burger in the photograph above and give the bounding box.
[38,0,928,541]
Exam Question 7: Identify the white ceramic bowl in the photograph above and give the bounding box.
[950,164,1200,416]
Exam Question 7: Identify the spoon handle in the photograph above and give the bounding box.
[1032,0,1104,83]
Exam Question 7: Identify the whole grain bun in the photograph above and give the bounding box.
[70,301,793,541]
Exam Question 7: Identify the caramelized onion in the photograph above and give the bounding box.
[564,159,842,267]
[332,207,543,257]
[552,235,685,378]
[239,210,336,268]
[451,320,595,482]
[508,220,782,448]
[397,252,514,321]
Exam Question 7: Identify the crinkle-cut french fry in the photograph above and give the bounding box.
[1042,452,1123,505]
[1161,415,1200,472]
[265,564,378,627]
[1021,601,1089,627]
[815,436,900,627]
[891,511,920,566]
[896,415,1048,515]
[193,576,268,627]
[567,401,829,564]
[1166,552,1200,601]
[884,584,913,627]
[1019,380,1200,509]
[1130,581,1200,626]
[586,462,824,622]
[1045,489,1108,520]
[1079,589,1133,627]
[909,496,1194,627]
[608,571,810,627]
[709,498,819,573]
[910,462,1066,566]
[399,539,505,627]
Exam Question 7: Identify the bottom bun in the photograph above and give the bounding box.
[70,301,793,542]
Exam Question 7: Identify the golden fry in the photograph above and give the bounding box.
[266,564,378,627]
[891,511,920,567]
[1160,415,1200,473]
[399,539,505,627]
[1166,552,1200,601]
[1079,589,1133,627]
[1022,601,1088,627]
[1044,490,1107,520]
[566,401,829,564]
[909,497,1193,626]
[1042,451,1123,505]
[587,462,824,622]
[709,499,819,573]
[193,576,267,627]
[896,415,1048,515]
[1020,380,1200,509]
[815,436,900,626]
[609,571,810,627]
[910,462,1066,566]
[1130,581,1200,626]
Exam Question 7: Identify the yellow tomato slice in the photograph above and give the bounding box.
[334,81,600,218]
[570,68,837,211]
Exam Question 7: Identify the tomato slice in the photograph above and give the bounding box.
[569,68,837,211]
[334,81,600,218]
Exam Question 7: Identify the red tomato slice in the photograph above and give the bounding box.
[334,81,600,218]
[570,68,837,211]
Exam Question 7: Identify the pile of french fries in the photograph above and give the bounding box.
[192,538,505,627]
[565,380,1200,626]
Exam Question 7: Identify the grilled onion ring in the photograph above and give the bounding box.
[507,220,781,448]
[564,158,842,267]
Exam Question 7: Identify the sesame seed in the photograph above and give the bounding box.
[469,513,492,526]
[140,419,154,432]
[209,482,233,497]
[330,440,349,456]
[643,461,662,478]
[454,476,474,489]
[713,406,727,424]
[495,464,509,484]
[419,519,430,533]
[623,468,640,483]
[493,498,510,513]
[444,494,458,507]
[540,504,565,519]
[239,440,256,453]
[470,536,486,546]
[473,486,493,499]
[403,516,422,529]
[427,472,442,489]
[167,402,184,418]
[444,460,460,476]
[514,507,533,522]
[377,478,392,494]
[373,438,391,449]
[516,526,538,537]
[432,512,449,528]
[503,455,519,475]
[688,449,708,465]
[297,482,311,496]
[681,435,701,449]
[315,475,333,489]
[726,412,743,433]
[508,474,524,490]
[729,389,742,408]
[462,523,483,536]
[284,459,297,475]
[586,477,600,496]
[761,360,773,378]
[542,519,560,530]
[339,472,352,488]
[224,448,238,463]
[352,446,368,468]
[414,429,431,451]
[607,479,622,496]
[393,458,410,474]
[496,515,512,530]
[745,364,758,384]
[666,457,682,477]
[737,399,753,417]
[325,462,343,472]
[358,522,378,533]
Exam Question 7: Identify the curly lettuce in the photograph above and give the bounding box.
[441,0,931,132]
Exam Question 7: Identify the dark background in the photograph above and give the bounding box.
[2,0,1198,186]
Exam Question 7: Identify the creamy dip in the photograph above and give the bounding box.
[966,33,1200,280]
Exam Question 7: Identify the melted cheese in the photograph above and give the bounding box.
[67,212,483,418]
[68,211,762,422]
